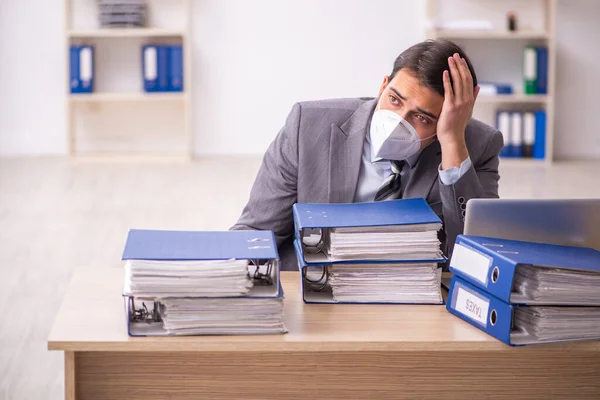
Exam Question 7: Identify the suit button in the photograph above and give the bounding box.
[458,196,466,204]
[461,203,466,210]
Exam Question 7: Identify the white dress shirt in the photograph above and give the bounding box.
[354,132,472,203]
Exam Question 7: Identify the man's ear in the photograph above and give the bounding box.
[378,76,390,98]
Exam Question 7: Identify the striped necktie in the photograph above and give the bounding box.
[374,160,405,201]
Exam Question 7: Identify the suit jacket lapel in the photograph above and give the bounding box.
[403,140,442,200]
[328,99,376,203]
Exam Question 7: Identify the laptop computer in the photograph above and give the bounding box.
[441,198,600,289]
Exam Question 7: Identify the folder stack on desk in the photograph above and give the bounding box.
[293,198,446,304]
[121,229,287,336]
[446,235,600,346]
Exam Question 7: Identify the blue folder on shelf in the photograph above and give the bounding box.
[142,45,171,92]
[293,198,445,265]
[69,45,94,93]
[449,234,600,305]
[142,45,159,92]
[446,276,600,346]
[169,45,183,92]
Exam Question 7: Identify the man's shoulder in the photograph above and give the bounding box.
[295,97,375,116]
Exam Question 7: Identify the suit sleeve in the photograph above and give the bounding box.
[438,131,504,256]
[230,103,301,247]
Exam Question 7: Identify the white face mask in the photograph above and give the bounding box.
[369,108,436,162]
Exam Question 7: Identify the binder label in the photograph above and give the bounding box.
[144,47,157,80]
[524,47,537,80]
[450,243,492,285]
[80,47,92,83]
[455,287,489,326]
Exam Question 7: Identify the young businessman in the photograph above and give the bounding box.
[232,40,503,270]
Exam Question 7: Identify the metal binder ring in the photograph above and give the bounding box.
[303,267,329,291]
[302,228,325,254]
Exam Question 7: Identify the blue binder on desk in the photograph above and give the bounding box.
[446,276,600,346]
[69,45,94,93]
[449,235,600,305]
[122,229,283,336]
[293,198,445,265]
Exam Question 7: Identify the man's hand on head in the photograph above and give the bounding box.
[436,53,480,170]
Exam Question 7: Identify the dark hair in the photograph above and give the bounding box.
[389,39,477,97]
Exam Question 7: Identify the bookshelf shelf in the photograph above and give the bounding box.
[427,0,557,165]
[477,94,550,104]
[68,28,186,39]
[68,92,187,103]
[431,29,551,40]
[499,158,548,167]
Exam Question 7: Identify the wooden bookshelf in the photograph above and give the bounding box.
[426,0,557,165]
[64,0,193,160]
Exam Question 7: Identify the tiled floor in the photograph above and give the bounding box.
[0,156,598,400]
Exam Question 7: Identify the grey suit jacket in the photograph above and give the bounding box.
[232,98,503,270]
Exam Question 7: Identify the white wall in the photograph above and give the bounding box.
[192,0,426,155]
[554,0,600,160]
[0,1,66,155]
[0,0,599,159]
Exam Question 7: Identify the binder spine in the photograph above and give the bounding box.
[142,45,158,92]
[450,236,518,302]
[446,277,514,345]
[511,112,523,158]
[157,45,170,92]
[523,112,535,158]
[69,46,81,93]
[536,47,548,94]
[169,44,183,92]
[533,110,546,160]
[79,45,94,93]
[523,46,537,95]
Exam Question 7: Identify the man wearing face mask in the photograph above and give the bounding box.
[232,40,503,270]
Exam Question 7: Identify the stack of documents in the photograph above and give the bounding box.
[513,266,600,304]
[327,225,443,261]
[446,234,600,346]
[328,264,442,303]
[293,199,446,304]
[159,298,285,335]
[124,259,253,297]
[122,229,287,336]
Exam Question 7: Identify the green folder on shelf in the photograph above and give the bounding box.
[523,46,537,95]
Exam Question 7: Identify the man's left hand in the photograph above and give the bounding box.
[437,53,480,170]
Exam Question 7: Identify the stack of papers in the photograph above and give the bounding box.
[122,229,286,336]
[327,224,443,261]
[329,264,442,303]
[159,298,285,335]
[513,266,600,304]
[124,259,253,297]
[514,307,600,343]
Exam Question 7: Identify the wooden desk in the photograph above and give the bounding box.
[48,269,600,400]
